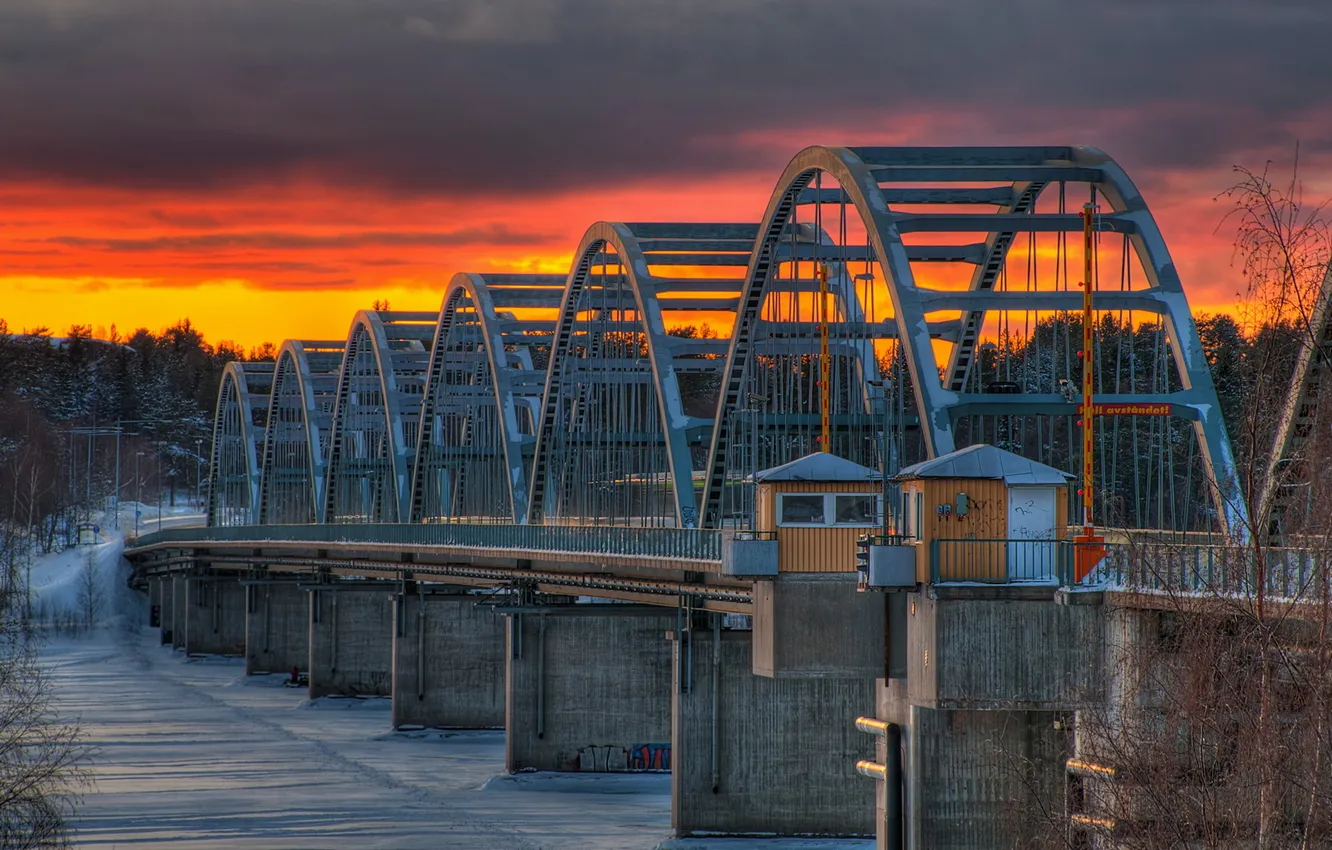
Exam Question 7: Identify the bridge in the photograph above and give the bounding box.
[125,146,1330,849]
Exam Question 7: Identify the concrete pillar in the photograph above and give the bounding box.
[308,587,393,698]
[392,590,505,729]
[170,575,187,650]
[154,580,174,644]
[246,582,310,675]
[505,607,674,772]
[147,576,162,628]
[183,577,247,656]
[878,679,1067,850]
[871,589,1101,849]
[672,623,876,836]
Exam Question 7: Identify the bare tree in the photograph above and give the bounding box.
[75,550,99,632]
[999,156,1332,849]
[0,527,89,848]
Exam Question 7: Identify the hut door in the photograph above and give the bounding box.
[1006,486,1057,580]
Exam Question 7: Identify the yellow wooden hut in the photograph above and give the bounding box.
[753,453,884,573]
[893,444,1072,583]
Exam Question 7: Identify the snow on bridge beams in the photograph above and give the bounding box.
[207,362,274,526]
[205,145,1246,537]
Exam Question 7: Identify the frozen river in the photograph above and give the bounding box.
[47,630,674,849]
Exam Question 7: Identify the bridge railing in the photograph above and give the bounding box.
[128,523,723,563]
[930,536,1332,603]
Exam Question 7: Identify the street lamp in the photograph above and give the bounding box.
[134,451,145,538]
[195,438,203,513]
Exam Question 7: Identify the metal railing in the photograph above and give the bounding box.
[930,537,1332,603]
[1096,542,1332,600]
[930,538,1079,585]
[128,522,723,563]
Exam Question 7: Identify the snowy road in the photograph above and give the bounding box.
[47,630,675,850]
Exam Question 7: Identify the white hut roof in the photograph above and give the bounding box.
[754,453,883,483]
[895,444,1072,485]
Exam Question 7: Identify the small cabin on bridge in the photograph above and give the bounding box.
[753,453,884,573]
[894,444,1072,583]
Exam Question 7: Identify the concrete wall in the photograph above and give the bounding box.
[505,608,674,772]
[148,576,162,627]
[753,572,885,678]
[308,588,393,698]
[908,589,1103,709]
[170,575,187,649]
[183,577,247,656]
[155,575,174,642]
[673,626,876,836]
[877,678,1068,850]
[246,582,310,675]
[392,592,505,729]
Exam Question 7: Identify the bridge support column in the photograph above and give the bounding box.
[872,589,1102,850]
[392,589,505,729]
[505,606,674,772]
[183,577,247,656]
[170,575,187,650]
[246,581,309,675]
[671,621,876,836]
[308,587,393,698]
[151,576,172,641]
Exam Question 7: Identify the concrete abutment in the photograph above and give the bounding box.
[505,607,674,773]
[392,590,505,729]
[182,577,247,656]
[308,587,393,698]
[672,624,876,837]
[245,581,310,675]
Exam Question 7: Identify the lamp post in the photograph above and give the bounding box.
[195,438,203,513]
[134,451,144,538]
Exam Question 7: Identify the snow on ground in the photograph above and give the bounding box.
[32,526,871,850]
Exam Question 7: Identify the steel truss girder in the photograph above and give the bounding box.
[528,222,756,529]
[207,361,274,526]
[409,273,559,524]
[256,340,342,524]
[323,311,437,523]
[699,145,1247,534]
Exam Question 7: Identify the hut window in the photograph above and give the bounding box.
[778,493,882,528]
[779,494,825,525]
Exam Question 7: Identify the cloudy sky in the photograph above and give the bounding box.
[3,0,1330,348]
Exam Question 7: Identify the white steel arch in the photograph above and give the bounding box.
[323,310,436,523]
[409,273,562,524]
[257,340,343,524]
[206,361,273,527]
[528,222,756,528]
[700,145,1246,533]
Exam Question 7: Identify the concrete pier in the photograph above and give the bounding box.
[246,582,310,676]
[672,623,876,836]
[155,577,174,644]
[391,590,506,729]
[505,607,674,773]
[183,577,247,656]
[170,575,187,650]
[871,589,1101,849]
[308,587,393,698]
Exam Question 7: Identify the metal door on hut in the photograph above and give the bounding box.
[1006,486,1057,581]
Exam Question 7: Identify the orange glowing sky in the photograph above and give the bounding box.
[3,1,1331,350]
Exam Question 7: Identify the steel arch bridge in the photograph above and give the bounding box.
[205,145,1248,536]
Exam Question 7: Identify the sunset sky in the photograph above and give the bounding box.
[3,0,1331,350]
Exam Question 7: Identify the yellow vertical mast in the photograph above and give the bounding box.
[1080,202,1096,533]
[819,264,831,453]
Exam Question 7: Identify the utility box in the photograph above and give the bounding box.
[864,542,916,588]
[720,531,778,576]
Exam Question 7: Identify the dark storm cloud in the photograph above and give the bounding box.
[1,0,1329,194]
[29,225,550,252]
